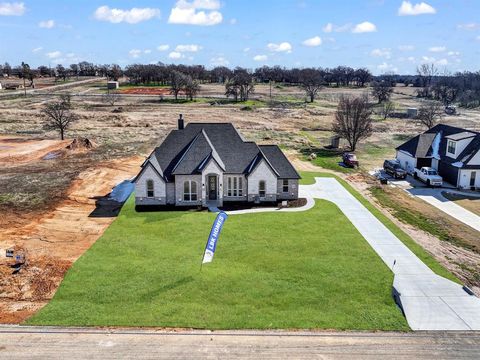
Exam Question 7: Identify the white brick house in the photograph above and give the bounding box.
[134,117,301,208]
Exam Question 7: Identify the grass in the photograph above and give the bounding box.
[27,183,408,330]
[301,148,355,174]
[371,186,478,254]
[299,172,459,283]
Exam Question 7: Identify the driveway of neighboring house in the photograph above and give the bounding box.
[299,177,480,331]
[407,188,480,232]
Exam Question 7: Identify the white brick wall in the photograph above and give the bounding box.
[135,164,166,205]
[175,175,202,206]
[247,159,277,202]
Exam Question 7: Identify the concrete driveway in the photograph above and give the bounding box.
[407,188,480,232]
[299,177,480,331]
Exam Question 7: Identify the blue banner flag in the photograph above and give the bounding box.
[202,211,228,264]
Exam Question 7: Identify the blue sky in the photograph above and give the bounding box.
[0,0,479,74]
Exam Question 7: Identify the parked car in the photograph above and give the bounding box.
[413,167,443,187]
[445,105,456,115]
[383,159,407,179]
[342,153,358,168]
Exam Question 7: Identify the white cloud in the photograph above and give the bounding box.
[323,22,351,33]
[457,23,480,31]
[429,46,446,52]
[421,55,436,62]
[168,0,222,26]
[168,51,184,59]
[210,56,229,66]
[157,44,170,51]
[370,48,391,59]
[477,35,480,41]
[175,44,202,52]
[32,46,43,53]
[229,18,237,25]
[447,51,460,57]
[0,2,25,16]
[352,21,377,33]
[302,36,322,47]
[253,54,268,62]
[398,1,436,16]
[398,45,415,51]
[243,47,250,52]
[46,51,62,59]
[144,49,152,54]
[129,49,142,58]
[94,6,160,24]
[38,19,55,28]
[436,58,448,66]
[267,42,292,53]
[377,62,398,73]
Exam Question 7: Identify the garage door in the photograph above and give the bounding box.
[417,158,432,168]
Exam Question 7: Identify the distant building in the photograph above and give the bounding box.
[133,116,301,208]
[107,81,119,90]
[396,124,480,189]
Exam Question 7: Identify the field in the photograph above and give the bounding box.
[1,80,480,322]
[27,182,408,330]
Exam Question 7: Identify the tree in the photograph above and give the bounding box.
[416,63,438,98]
[20,62,32,96]
[224,68,255,102]
[102,91,120,106]
[332,94,373,151]
[108,64,123,81]
[55,64,68,81]
[417,101,443,129]
[169,70,188,100]
[183,76,200,100]
[371,80,393,103]
[299,68,323,102]
[354,68,372,87]
[381,101,395,120]
[41,94,78,140]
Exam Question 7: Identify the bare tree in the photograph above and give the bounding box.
[183,76,200,100]
[371,81,393,103]
[42,94,78,140]
[381,101,395,120]
[102,91,121,106]
[417,101,443,129]
[332,94,373,151]
[416,63,438,98]
[225,68,255,102]
[169,70,188,100]
[299,68,323,102]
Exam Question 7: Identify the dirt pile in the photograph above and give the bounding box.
[66,137,95,150]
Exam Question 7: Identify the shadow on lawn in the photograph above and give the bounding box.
[137,276,194,301]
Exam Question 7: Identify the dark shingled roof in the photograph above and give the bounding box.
[150,123,300,180]
[396,124,480,169]
[259,145,301,179]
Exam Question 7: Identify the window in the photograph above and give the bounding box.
[183,181,198,201]
[259,180,266,198]
[226,176,243,196]
[282,179,289,193]
[146,179,154,198]
[447,140,456,155]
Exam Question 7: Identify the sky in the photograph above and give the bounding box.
[0,0,479,74]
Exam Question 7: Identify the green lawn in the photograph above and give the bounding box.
[27,177,409,330]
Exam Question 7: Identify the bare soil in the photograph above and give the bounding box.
[442,191,480,217]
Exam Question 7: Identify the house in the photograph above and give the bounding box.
[134,116,301,208]
[396,124,480,189]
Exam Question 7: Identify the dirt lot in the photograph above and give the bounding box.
[1,81,480,322]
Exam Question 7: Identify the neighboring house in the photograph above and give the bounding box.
[396,124,480,189]
[134,116,301,208]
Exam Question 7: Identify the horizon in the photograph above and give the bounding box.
[1,1,479,75]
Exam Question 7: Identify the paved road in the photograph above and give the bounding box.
[407,188,480,232]
[1,326,480,359]
[300,178,480,331]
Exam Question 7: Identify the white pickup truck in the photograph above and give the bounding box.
[413,167,443,187]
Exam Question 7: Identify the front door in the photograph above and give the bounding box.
[470,172,477,189]
[208,175,217,200]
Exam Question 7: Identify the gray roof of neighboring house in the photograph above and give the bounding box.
[149,122,301,181]
[396,124,480,169]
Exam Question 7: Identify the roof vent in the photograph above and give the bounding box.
[178,114,184,130]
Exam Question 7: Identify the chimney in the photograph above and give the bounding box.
[178,114,184,130]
